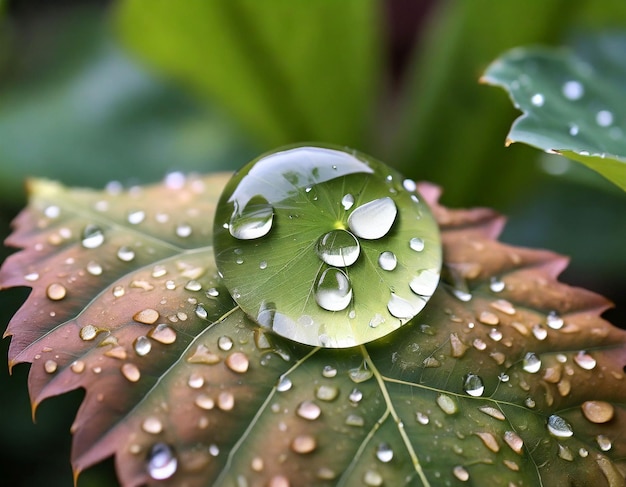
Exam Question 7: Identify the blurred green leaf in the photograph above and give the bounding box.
[0,13,255,204]
[391,0,626,205]
[114,0,381,150]
[482,37,626,191]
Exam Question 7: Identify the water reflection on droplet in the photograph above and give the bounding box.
[347,197,397,240]
[341,194,354,210]
[547,415,574,438]
[47,283,67,301]
[574,351,596,370]
[375,443,393,463]
[463,373,485,397]
[522,352,542,374]
[296,401,321,420]
[134,336,152,356]
[316,230,360,267]
[229,197,274,240]
[315,267,352,311]
[409,237,424,252]
[117,246,135,262]
[82,225,105,249]
[147,443,177,480]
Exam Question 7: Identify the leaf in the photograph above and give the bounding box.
[114,0,381,149]
[482,35,626,191]
[2,166,626,485]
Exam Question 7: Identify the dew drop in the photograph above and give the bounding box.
[44,205,61,219]
[569,123,580,136]
[453,466,470,482]
[387,292,416,319]
[596,435,612,451]
[46,283,67,301]
[436,394,458,415]
[195,304,208,320]
[218,336,234,351]
[562,80,584,100]
[217,391,235,411]
[24,272,39,282]
[195,393,215,410]
[148,324,177,344]
[184,280,202,292]
[403,179,417,192]
[363,470,383,487]
[70,360,85,374]
[147,443,177,480]
[142,416,163,434]
[259,261,267,270]
[79,324,99,341]
[478,311,499,326]
[377,251,397,271]
[479,406,505,421]
[409,237,425,252]
[121,363,141,382]
[175,223,192,238]
[187,373,204,389]
[581,401,614,424]
[341,193,354,210]
[503,431,524,454]
[322,365,337,378]
[133,308,159,325]
[291,434,317,454]
[127,210,145,225]
[347,197,397,240]
[463,373,485,397]
[316,385,339,401]
[229,197,274,240]
[225,352,249,374]
[522,352,542,374]
[476,432,499,453]
[209,444,220,456]
[81,225,105,249]
[348,362,373,383]
[349,388,363,403]
[277,376,292,392]
[488,328,503,341]
[134,336,152,356]
[315,230,360,267]
[268,475,290,487]
[117,246,135,262]
[531,93,544,106]
[489,277,505,293]
[532,324,548,340]
[546,311,564,329]
[416,412,430,425]
[547,414,574,438]
[375,442,393,463]
[296,400,321,420]
[314,267,352,311]
[44,359,58,374]
[574,351,596,370]
[86,261,103,276]
[206,287,219,297]
[596,110,614,127]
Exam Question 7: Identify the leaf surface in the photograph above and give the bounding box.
[482,35,626,191]
[2,175,626,486]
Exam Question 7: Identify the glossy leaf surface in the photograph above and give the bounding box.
[482,36,626,191]
[2,169,626,486]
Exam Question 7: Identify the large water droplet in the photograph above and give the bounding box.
[581,401,614,424]
[217,391,235,411]
[409,237,425,252]
[522,352,542,374]
[134,336,152,356]
[46,283,67,301]
[375,443,393,463]
[81,224,105,249]
[314,267,352,311]
[547,415,574,438]
[218,336,234,351]
[347,197,397,240]
[546,311,564,329]
[463,373,485,397]
[229,196,274,240]
[133,308,159,325]
[147,443,177,480]
[316,230,360,267]
[296,400,321,420]
[322,365,337,378]
[277,376,293,392]
[79,324,99,341]
[225,352,250,374]
[348,362,373,383]
[44,359,58,374]
[387,293,416,319]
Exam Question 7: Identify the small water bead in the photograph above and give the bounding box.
[503,431,524,454]
[70,360,85,374]
[532,324,548,340]
[277,376,293,392]
[133,336,152,356]
[291,434,317,454]
[522,352,542,374]
[147,443,177,480]
[195,304,208,320]
[463,373,485,397]
[525,397,536,408]
[133,308,159,325]
[117,246,135,262]
[377,251,397,271]
[375,443,393,463]
[184,280,202,291]
[175,223,192,238]
[229,196,274,240]
[316,385,339,401]
[574,351,596,370]
[488,328,503,341]
[453,466,470,482]
[218,335,234,351]
[349,388,363,403]
[44,360,58,374]
[341,193,355,210]
[24,272,39,282]
[416,412,430,425]
[217,391,235,411]
[322,365,337,378]
[127,210,145,225]
[314,267,352,311]
[142,416,163,434]
[296,401,322,420]
[489,277,505,293]
[149,324,177,344]
[225,352,250,374]
[348,362,373,383]
[547,415,574,438]
[568,123,580,136]
[259,261,267,270]
[363,470,383,487]
[436,394,458,415]
[86,261,103,276]
[498,373,510,382]
[596,110,614,127]
[402,179,417,192]
[347,197,397,240]
[479,406,505,421]
[79,324,99,341]
[387,293,416,319]
[581,401,614,424]
[531,93,545,106]
[409,237,425,252]
[546,311,564,330]
[165,280,176,290]
[345,414,365,427]
[81,224,105,249]
[316,230,360,267]
[46,283,67,301]
[562,80,584,100]
[596,435,612,451]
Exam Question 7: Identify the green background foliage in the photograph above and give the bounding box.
[1,1,625,485]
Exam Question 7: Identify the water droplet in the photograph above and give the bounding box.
[176,223,192,238]
[453,466,470,482]
[316,385,339,401]
[349,388,363,403]
[24,272,39,282]
[81,225,105,249]
[345,414,365,427]
[277,376,292,392]
[229,196,274,240]
[86,261,103,276]
[121,363,141,382]
[348,362,373,383]
[403,179,417,192]
[209,444,219,456]
[184,280,202,292]
[44,359,58,374]
[476,432,499,453]
[377,251,397,271]
[268,475,290,487]
[525,397,536,408]
[562,80,584,100]
[217,391,235,411]
[416,412,429,425]
[503,431,524,454]
[291,434,317,454]
[375,442,393,463]
[596,435,612,451]
[206,287,219,297]
[187,373,204,389]
[387,292,416,319]
[522,352,542,373]
[547,414,574,438]
[596,110,614,127]
[142,416,163,434]
[194,304,208,320]
[134,336,152,356]
[218,336,234,351]
[314,267,352,311]
[44,205,61,219]
[546,311,564,329]
[315,230,360,267]
[531,93,544,106]
[473,338,487,350]
[296,400,321,420]
[489,277,505,293]
[581,401,614,424]
[488,328,502,341]
[574,351,596,370]
[347,197,397,240]
[532,324,548,340]
[259,261,267,270]
[436,394,458,415]
[478,311,499,326]
[363,470,383,487]
[79,324,99,341]
[558,444,574,461]
[127,210,145,225]
[450,333,469,358]
[463,373,485,397]
[409,237,424,252]
[225,352,249,373]
[147,443,177,480]
[194,393,215,410]
[341,193,354,210]
[133,308,159,325]
[117,246,135,262]
[46,283,67,301]
[149,324,177,344]
[569,123,580,136]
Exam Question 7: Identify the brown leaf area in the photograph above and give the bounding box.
[1,177,626,487]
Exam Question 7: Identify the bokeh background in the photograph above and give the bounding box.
[1,1,625,485]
